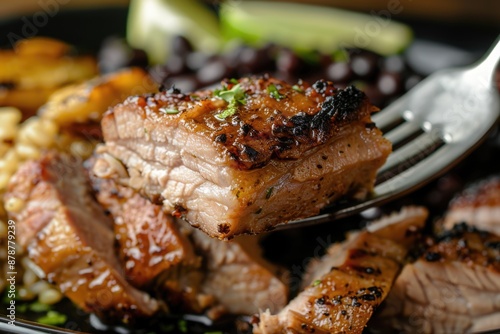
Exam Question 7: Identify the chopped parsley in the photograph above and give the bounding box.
[37,310,67,326]
[214,84,247,121]
[292,85,304,93]
[29,301,51,312]
[160,107,180,114]
[267,83,284,100]
[312,279,321,287]
[178,319,188,333]
[265,187,274,199]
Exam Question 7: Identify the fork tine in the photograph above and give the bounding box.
[383,121,423,148]
[377,128,443,176]
[372,96,407,131]
[375,142,459,198]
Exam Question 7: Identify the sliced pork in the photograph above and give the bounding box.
[4,151,159,323]
[189,228,289,317]
[88,157,199,288]
[255,206,427,334]
[90,154,288,317]
[379,223,500,333]
[442,176,500,236]
[98,76,391,238]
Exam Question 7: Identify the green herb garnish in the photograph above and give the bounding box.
[312,279,321,287]
[30,301,51,312]
[229,78,239,84]
[160,107,180,114]
[37,310,67,326]
[292,85,304,93]
[17,303,28,313]
[178,319,188,333]
[214,84,246,120]
[267,83,284,100]
[265,187,274,199]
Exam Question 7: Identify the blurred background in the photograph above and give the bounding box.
[1,0,499,25]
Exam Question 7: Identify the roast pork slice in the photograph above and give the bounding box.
[88,158,200,288]
[255,206,428,334]
[379,223,500,333]
[4,151,158,323]
[188,228,289,317]
[99,76,391,239]
[90,155,288,317]
[442,176,500,236]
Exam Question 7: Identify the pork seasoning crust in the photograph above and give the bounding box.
[100,76,391,238]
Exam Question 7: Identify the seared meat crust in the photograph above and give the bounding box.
[105,78,374,170]
[380,223,500,333]
[100,76,391,238]
[442,176,500,236]
[255,206,428,334]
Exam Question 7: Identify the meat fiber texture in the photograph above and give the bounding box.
[442,176,500,236]
[380,223,500,333]
[255,206,428,334]
[379,176,500,333]
[89,157,289,317]
[99,76,391,239]
[4,151,158,323]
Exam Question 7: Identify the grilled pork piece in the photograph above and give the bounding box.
[442,176,500,236]
[89,159,206,313]
[4,151,159,322]
[90,154,288,317]
[89,157,199,288]
[189,228,289,317]
[255,206,427,334]
[99,76,391,238]
[379,223,500,333]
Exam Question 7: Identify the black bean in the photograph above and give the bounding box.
[377,72,402,96]
[165,54,188,75]
[276,48,304,75]
[162,74,200,93]
[129,48,149,68]
[326,62,353,83]
[237,46,274,75]
[186,51,215,72]
[223,44,246,68]
[148,65,170,85]
[362,84,386,107]
[350,53,379,80]
[98,37,147,73]
[197,57,234,85]
[318,53,333,69]
[382,55,406,73]
[171,35,194,56]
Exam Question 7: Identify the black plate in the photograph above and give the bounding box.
[0,5,499,334]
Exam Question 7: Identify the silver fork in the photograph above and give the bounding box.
[282,37,500,229]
